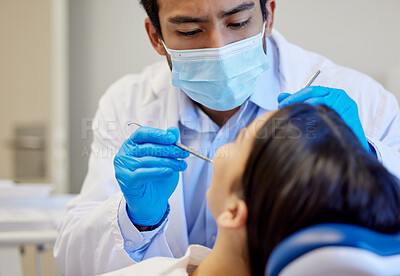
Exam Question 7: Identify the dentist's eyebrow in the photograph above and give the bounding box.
[219,2,255,18]
[168,15,208,24]
[168,2,255,24]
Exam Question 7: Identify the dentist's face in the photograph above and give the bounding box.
[147,0,275,55]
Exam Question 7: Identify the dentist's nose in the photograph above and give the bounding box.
[207,29,229,48]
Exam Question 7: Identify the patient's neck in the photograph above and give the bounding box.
[191,229,250,276]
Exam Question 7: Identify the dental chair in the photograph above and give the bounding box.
[265,223,400,276]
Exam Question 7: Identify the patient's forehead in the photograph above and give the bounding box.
[236,110,278,143]
[249,110,278,133]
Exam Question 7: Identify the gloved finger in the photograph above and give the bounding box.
[128,143,190,159]
[129,126,177,145]
[278,86,332,108]
[328,89,357,115]
[116,166,174,186]
[131,167,176,182]
[303,97,327,107]
[303,91,353,114]
[167,127,180,143]
[119,155,188,172]
[277,93,292,103]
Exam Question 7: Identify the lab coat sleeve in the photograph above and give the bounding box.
[54,192,172,276]
[54,76,174,276]
[118,197,174,262]
[364,86,400,180]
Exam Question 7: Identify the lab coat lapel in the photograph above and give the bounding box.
[163,87,190,258]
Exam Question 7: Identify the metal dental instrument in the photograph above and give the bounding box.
[127,122,214,163]
[303,70,321,88]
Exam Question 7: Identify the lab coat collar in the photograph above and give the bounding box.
[271,29,322,93]
[177,90,220,133]
[177,87,262,134]
[149,59,173,97]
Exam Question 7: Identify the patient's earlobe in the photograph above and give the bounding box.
[217,199,248,229]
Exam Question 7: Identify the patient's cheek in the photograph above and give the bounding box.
[215,145,228,159]
[215,143,236,161]
[207,185,219,216]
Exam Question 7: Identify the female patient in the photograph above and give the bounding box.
[102,103,400,276]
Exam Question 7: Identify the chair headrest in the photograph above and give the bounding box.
[265,223,400,276]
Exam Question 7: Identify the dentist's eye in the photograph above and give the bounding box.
[229,19,251,29]
[177,30,201,37]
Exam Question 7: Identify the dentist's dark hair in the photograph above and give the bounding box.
[138,0,268,38]
[239,103,400,276]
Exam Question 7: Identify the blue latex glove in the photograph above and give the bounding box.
[114,126,189,226]
[278,86,371,152]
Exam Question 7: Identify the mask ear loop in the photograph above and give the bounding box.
[260,21,268,57]
[161,40,171,55]
[261,21,267,38]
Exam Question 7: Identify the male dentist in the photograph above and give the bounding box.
[54,0,400,275]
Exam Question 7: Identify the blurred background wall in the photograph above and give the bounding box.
[275,0,400,90]
[68,0,162,193]
[0,0,51,183]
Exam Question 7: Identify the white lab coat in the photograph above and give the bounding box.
[54,30,400,276]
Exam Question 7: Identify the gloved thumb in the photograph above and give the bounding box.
[167,127,180,143]
[277,92,291,103]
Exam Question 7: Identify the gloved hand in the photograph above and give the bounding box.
[278,86,371,152]
[114,126,189,226]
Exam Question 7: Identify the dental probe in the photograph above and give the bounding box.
[127,122,214,163]
[303,70,321,89]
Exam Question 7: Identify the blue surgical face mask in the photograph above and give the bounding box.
[163,23,269,111]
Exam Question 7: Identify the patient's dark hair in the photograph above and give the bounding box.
[240,103,400,276]
[139,0,268,38]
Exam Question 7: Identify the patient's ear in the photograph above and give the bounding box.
[217,198,248,229]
